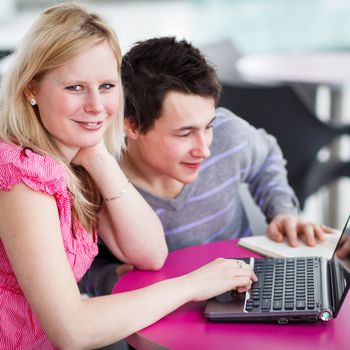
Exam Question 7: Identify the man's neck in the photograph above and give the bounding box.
[120,151,185,199]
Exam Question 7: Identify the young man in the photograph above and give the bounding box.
[84,37,332,296]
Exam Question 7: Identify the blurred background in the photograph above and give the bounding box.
[2,0,350,230]
[3,0,350,54]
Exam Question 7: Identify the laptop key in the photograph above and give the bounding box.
[296,300,306,310]
[284,302,294,310]
[307,302,315,309]
[273,300,283,310]
[261,299,271,310]
[253,300,260,307]
[245,304,253,311]
[252,279,262,288]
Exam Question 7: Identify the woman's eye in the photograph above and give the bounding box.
[66,85,82,91]
[100,83,115,90]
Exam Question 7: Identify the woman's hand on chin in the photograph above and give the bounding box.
[72,140,111,170]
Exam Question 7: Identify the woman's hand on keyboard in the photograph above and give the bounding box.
[184,258,257,302]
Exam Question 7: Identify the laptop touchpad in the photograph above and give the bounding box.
[214,290,246,311]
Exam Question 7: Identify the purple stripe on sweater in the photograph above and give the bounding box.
[255,182,294,197]
[155,208,166,215]
[267,155,284,162]
[242,226,253,238]
[212,116,232,128]
[202,225,229,244]
[187,175,239,203]
[256,186,294,209]
[258,198,266,208]
[230,226,252,239]
[189,163,263,204]
[252,155,285,179]
[165,200,235,236]
[200,142,247,171]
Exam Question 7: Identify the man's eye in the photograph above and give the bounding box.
[178,132,191,137]
[66,85,82,91]
[100,83,115,90]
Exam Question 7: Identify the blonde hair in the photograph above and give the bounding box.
[0,2,125,232]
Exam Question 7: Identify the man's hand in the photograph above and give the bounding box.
[267,214,335,247]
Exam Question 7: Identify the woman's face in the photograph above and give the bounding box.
[27,40,120,161]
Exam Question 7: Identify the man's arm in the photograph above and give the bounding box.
[238,115,334,246]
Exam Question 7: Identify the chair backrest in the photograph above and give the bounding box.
[219,83,350,207]
[0,50,13,83]
[200,39,243,84]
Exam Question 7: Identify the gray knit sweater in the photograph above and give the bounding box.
[134,107,299,251]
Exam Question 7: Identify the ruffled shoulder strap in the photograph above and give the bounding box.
[0,141,67,196]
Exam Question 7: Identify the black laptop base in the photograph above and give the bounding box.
[205,257,325,324]
[205,294,321,324]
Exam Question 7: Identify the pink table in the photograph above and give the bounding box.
[113,239,349,350]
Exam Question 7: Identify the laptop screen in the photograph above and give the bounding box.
[331,215,350,316]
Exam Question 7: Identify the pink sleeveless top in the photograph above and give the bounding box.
[0,141,98,349]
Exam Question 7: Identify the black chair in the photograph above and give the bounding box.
[219,83,350,209]
[0,49,13,83]
[0,49,13,60]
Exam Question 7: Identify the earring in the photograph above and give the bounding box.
[30,98,37,106]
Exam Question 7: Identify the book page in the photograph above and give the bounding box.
[238,231,342,259]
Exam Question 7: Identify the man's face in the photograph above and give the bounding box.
[128,91,216,184]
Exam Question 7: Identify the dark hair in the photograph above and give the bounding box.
[121,37,221,133]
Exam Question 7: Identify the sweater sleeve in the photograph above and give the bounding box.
[215,108,299,222]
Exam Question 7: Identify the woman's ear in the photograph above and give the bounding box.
[124,117,140,140]
[23,80,38,103]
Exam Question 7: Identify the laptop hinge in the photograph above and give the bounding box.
[320,257,333,315]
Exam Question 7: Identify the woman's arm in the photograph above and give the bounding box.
[73,142,168,270]
[0,184,256,349]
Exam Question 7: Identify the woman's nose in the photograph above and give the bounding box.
[85,91,103,114]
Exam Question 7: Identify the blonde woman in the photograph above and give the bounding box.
[0,3,256,349]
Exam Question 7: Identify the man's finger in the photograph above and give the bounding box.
[284,218,298,247]
[320,224,336,233]
[267,224,284,242]
[301,223,317,247]
[313,225,326,241]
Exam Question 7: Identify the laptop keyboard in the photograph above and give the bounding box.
[245,257,320,312]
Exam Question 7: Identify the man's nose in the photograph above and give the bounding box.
[192,135,211,158]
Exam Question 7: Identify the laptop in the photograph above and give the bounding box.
[205,215,350,324]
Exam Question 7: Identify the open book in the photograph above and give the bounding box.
[238,231,342,259]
